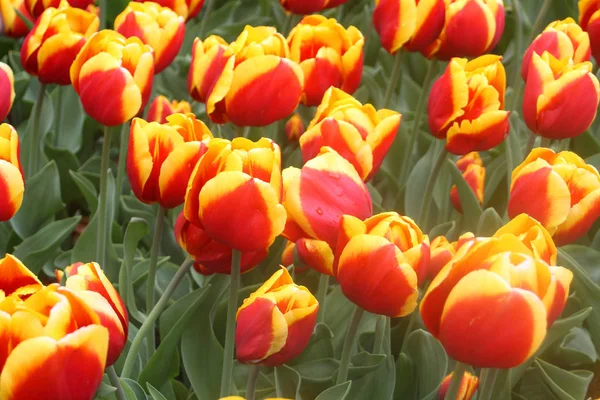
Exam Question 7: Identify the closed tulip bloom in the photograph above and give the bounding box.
[579,0,600,61]
[287,15,364,106]
[428,55,509,155]
[0,254,43,298]
[152,0,203,20]
[438,371,479,400]
[25,0,95,18]
[521,18,590,81]
[70,30,154,126]
[426,236,455,282]
[0,63,15,121]
[373,0,446,55]
[508,148,600,245]
[114,2,185,73]
[21,5,99,85]
[1,0,34,37]
[188,26,303,126]
[420,235,573,368]
[175,212,268,275]
[147,95,191,123]
[127,115,212,208]
[426,0,505,59]
[494,213,557,265]
[236,267,318,366]
[282,148,372,275]
[0,124,24,222]
[279,0,349,14]
[285,114,305,142]
[523,52,600,139]
[184,137,286,252]
[450,152,485,213]
[301,88,401,181]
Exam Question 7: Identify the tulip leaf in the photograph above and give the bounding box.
[394,353,415,400]
[95,380,117,397]
[44,142,82,206]
[20,81,54,178]
[572,129,600,159]
[156,261,192,301]
[548,326,598,368]
[70,170,98,214]
[404,145,436,221]
[428,221,455,240]
[121,378,148,400]
[274,364,304,400]
[446,159,483,230]
[476,207,505,237]
[347,354,396,400]
[518,359,593,400]
[119,217,149,323]
[51,85,85,153]
[585,153,600,171]
[483,156,507,208]
[402,329,448,400]
[146,384,168,400]
[11,160,64,239]
[315,381,352,400]
[291,322,335,365]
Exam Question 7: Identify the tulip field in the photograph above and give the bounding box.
[2,0,600,399]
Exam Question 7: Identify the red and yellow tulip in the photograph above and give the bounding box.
[494,213,557,265]
[0,124,24,222]
[579,0,600,61]
[24,0,95,18]
[152,0,203,20]
[282,148,372,275]
[147,95,191,123]
[235,267,318,366]
[188,26,303,126]
[114,1,185,73]
[21,4,99,85]
[438,371,479,400]
[285,114,305,142]
[1,0,34,37]
[521,18,590,81]
[426,236,455,282]
[428,55,509,155]
[287,15,364,106]
[0,63,15,122]
[301,87,401,181]
[450,152,485,213]
[508,148,600,245]
[184,137,286,252]
[127,114,212,208]
[279,0,349,14]
[70,30,154,126]
[373,0,446,55]
[523,51,600,139]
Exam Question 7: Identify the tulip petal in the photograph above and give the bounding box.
[0,160,24,222]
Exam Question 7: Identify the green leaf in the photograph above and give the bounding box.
[404,145,436,220]
[51,85,85,153]
[274,364,303,400]
[146,384,168,400]
[518,359,593,400]
[20,81,54,178]
[347,354,396,400]
[402,329,448,399]
[70,170,98,214]
[291,322,335,365]
[394,354,415,400]
[447,159,483,230]
[549,326,598,367]
[95,381,117,397]
[476,208,505,237]
[315,381,352,400]
[119,218,149,323]
[13,216,80,274]
[121,378,148,400]
[44,141,82,205]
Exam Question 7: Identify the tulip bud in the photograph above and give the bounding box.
[1,0,34,37]
[152,0,203,21]
[236,267,318,366]
[285,114,305,142]
[0,63,15,121]
[426,236,455,282]
[0,253,43,298]
[25,0,95,18]
[437,371,479,400]
[147,95,191,123]
[450,152,485,213]
[115,1,186,73]
[279,0,349,14]
[0,124,24,221]
[579,0,600,61]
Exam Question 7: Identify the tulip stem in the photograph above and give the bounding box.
[478,368,499,400]
[220,249,242,397]
[28,83,46,177]
[106,366,126,400]
[115,123,129,217]
[529,0,552,42]
[540,137,551,148]
[98,0,107,30]
[245,364,260,400]
[525,132,537,156]
[96,126,112,270]
[145,206,167,355]
[372,315,388,354]
[445,362,467,400]
[54,87,62,147]
[316,273,329,323]
[418,144,448,230]
[121,257,194,379]
[198,0,215,37]
[382,50,403,109]
[336,306,365,385]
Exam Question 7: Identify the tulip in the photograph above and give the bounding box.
[147,95,191,123]
[20,5,99,85]
[127,115,212,208]
[426,236,455,282]
[282,240,295,266]
[521,18,590,81]
[287,15,364,106]
[0,254,42,298]
[24,0,95,18]
[523,52,600,139]
[152,0,203,20]
[62,262,128,366]
[282,148,372,275]
[426,0,505,59]
[114,1,185,73]
[428,55,509,155]
[373,0,446,55]
[235,267,318,365]
[301,88,401,181]
[508,148,600,245]
[0,63,15,121]
[494,213,557,265]
[0,124,24,222]
[220,397,292,400]
[420,235,573,368]
[184,137,286,252]
[285,114,304,142]
[579,0,600,61]
[279,0,349,14]
[70,30,155,126]
[188,26,304,126]
[175,212,268,275]
[438,371,479,400]
[450,152,485,213]
[0,0,34,37]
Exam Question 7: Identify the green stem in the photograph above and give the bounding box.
[372,315,388,354]
[28,83,46,177]
[525,131,537,156]
[540,137,552,148]
[315,273,329,324]
[528,0,552,42]
[145,206,166,356]
[418,144,448,229]
[198,0,215,37]
[115,123,129,217]
[281,13,294,36]
[382,50,403,109]
[98,0,107,30]
[106,366,126,400]
[54,88,62,147]
[96,126,112,269]
[444,362,467,400]
[121,257,194,379]
[219,249,242,397]
[245,365,260,400]
[478,368,499,400]
[508,0,523,111]
[336,306,365,385]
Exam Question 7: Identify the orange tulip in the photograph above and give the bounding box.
[301,87,401,181]
[438,371,479,400]
[287,15,364,106]
[236,267,318,366]
[523,51,599,139]
[114,1,185,73]
[0,124,24,222]
[21,4,99,85]
[188,26,303,126]
[373,0,446,55]
[285,113,305,142]
[508,148,600,245]
[450,152,485,213]
[428,55,509,155]
[151,0,203,20]
[70,30,154,126]
[0,0,34,37]
[0,63,15,122]
[279,0,349,14]
[25,0,95,18]
[147,95,191,123]
[579,0,600,61]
